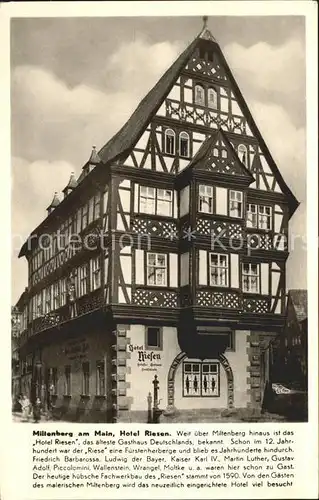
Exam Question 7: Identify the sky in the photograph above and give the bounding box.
[11,16,307,304]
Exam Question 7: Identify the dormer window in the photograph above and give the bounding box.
[195,84,205,106]
[208,87,218,109]
[237,144,248,167]
[165,129,175,155]
[179,132,190,158]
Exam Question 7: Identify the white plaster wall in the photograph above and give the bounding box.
[174,330,250,409]
[126,325,180,411]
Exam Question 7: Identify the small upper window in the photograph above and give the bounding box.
[179,132,190,158]
[165,129,175,155]
[237,144,248,167]
[195,85,205,106]
[208,88,218,109]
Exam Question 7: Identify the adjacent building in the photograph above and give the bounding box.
[16,22,299,422]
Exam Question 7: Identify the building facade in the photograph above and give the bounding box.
[17,24,298,422]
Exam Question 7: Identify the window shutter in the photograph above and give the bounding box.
[230,254,239,288]
[134,183,139,213]
[135,250,144,285]
[169,254,178,287]
[215,187,228,215]
[261,263,269,295]
[198,250,207,285]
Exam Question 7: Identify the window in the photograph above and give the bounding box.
[208,87,218,109]
[139,186,173,217]
[36,292,43,318]
[179,132,190,158]
[88,197,95,224]
[64,365,71,396]
[183,362,219,397]
[247,204,272,230]
[242,263,260,293]
[78,265,88,297]
[45,287,52,314]
[165,129,175,155]
[195,84,205,106]
[145,327,162,350]
[96,361,105,396]
[209,254,229,287]
[199,185,214,214]
[90,256,101,291]
[147,253,167,286]
[237,144,248,167]
[82,204,88,230]
[82,362,90,396]
[258,205,272,230]
[60,278,67,306]
[157,189,173,216]
[140,187,155,214]
[94,194,100,220]
[229,190,243,218]
[76,209,82,234]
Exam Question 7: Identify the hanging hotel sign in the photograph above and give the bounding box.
[128,344,162,372]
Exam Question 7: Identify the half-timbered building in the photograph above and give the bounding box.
[17,21,298,422]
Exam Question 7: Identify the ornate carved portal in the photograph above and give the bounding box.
[166,351,234,413]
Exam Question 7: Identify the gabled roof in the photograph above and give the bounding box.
[184,128,254,182]
[98,36,200,165]
[289,289,307,323]
[97,26,298,217]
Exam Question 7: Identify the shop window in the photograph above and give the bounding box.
[96,360,105,396]
[183,362,220,397]
[145,327,163,350]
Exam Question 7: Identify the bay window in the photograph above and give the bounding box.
[147,253,167,286]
